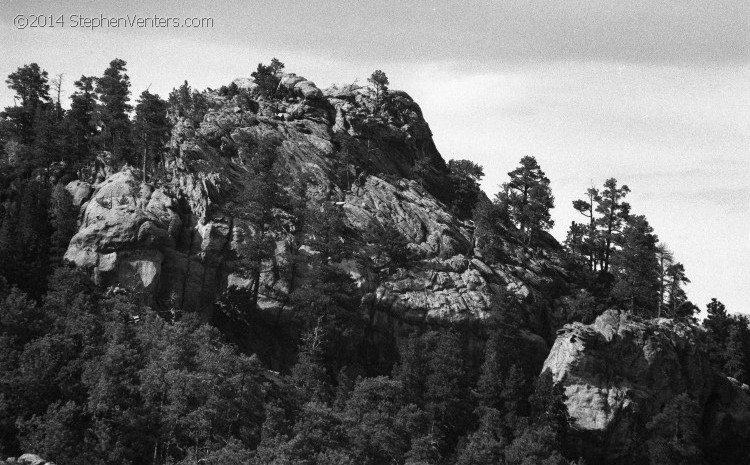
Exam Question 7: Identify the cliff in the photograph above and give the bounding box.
[63,74,571,341]
[544,309,750,463]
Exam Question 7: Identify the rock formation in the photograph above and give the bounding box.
[64,73,571,340]
[544,309,750,463]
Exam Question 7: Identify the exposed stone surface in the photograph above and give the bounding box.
[64,76,571,335]
[294,80,323,99]
[0,454,55,465]
[232,77,258,92]
[64,169,179,306]
[17,455,46,465]
[544,309,750,463]
[64,180,93,207]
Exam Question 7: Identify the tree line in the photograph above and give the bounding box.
[1,60,171,180]
[456,155,695,321]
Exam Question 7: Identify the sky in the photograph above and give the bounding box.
[1,0,748,315]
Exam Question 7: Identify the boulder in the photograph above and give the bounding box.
[294,80,323,99]
[65,180,93,207]
[64,169,178,305]
[232,77,257,91]
[18,455,45,465]
[280,73,306,92]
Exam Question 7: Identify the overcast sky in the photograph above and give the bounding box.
[1,0,748,315]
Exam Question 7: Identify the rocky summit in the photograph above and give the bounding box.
[63,74,570,338]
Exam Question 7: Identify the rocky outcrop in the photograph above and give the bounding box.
[0,454,53,465]
[64,170,181,305]
[544,309,750,463]
[63,72,571,336]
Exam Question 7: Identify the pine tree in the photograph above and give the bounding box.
[610,215,660,316]
[724,325,747,381]
[646,393,704,465]
[251,58,285,97]
[168,80,208,126]
[704,298,731,368]
[394,331,429,407]
[665,262,691,318]
[448,159,484,215]
[656,244,673,318]
[423,331,469,452]
[457,408,507,465]
[66,76,98,165]
[564,221,587,265]
[473,197,508,262]
[133,90,170,180]
[342,376,416,464]
[291,319,332,403]
[231,134,285,311]
[529,370,570,444]
[368,70,389,108]
[595,178,630,272]
[95,59,133,164]
[3,63,52,145]
[476,335,505,411]
[572,185,602,270]
[495,156,554,244]
[504,425,570,465]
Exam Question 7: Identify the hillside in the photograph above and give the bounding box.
[0,62,748,464]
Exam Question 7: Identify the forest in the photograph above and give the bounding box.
[0,59,748,465]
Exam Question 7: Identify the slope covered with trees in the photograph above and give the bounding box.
[0,60,748,464]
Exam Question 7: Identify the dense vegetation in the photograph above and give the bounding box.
[0,60,748,464]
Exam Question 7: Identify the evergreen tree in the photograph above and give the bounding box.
[476,334,505,411]
[595,178,630,272]
[3,63,52,145]
[495,156,554,244]
[646,393,704,465]
[703,298,731,368]
[504,425,570,465]
[665,262,691,318]
[251,58,285,97]
[168,80,209,126]
[571,185,602,270]
[529,370,570,444]
[368,70,390,109]
[457,408,507,465]
[6,63,51,109]
[656,244,674,318]
[447,158,484,216]
[564,221,587,265]
[95,59,133,164]
[133,90,170,180]
[724,324,747,381]
[291,319,332,403]
[231,134,285,311]
[473,197,508,262]
[66,76,98,165]
[342,376,420,464]
[610,215,660,315]
[423,331,470,452]
[394,331,429,407]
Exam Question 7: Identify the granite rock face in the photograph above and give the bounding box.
[63,73,571,334]
[544,309,750,463]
